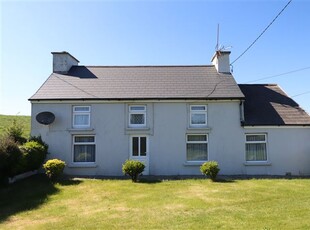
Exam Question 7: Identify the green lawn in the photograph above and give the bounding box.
[1,175,310,229]
[0,114,31,137]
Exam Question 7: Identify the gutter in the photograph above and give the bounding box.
[28,97,246,102]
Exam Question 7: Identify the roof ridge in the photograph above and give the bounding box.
[73,65,215,68]
[238,84,278,86]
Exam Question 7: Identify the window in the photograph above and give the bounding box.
[129,105,146,127]
[190,105,207,126]
[73,135,95,163]
[73,106,90,128]
[131,136,147,156]
[245,134,267,161]
[186,134,208,161]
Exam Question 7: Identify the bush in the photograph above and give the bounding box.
[43,159,66,181]
[122,160,145,182]
[28,136,49,153]
[200,161,220,181]
[0,136,23,182]
[0,135,49,183]
[21,140,48,171]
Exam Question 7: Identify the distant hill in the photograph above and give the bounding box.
[0,115,31,137]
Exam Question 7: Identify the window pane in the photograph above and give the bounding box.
[246,135,265,142]
[246,143,267,161]
[74,145,85,162]
[187,135,207,142]
[74,106,90,112]
[75,136,95,143]
[130,106,145,111]
[130,114,145,125]
[191,106,206,111]
[74,114,89,126]
[187,143,208,161]
[74,145,95,162]
[85,145,96,162]
[132,137,139,156]
[191,114,206,124]
[140,137,147,156]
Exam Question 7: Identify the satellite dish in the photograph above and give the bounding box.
[36,112,55,125]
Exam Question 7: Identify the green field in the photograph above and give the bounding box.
[1,175,310,229]
[0,115,31,137]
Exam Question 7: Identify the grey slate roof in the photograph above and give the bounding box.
[30,65,245,100]
[239,84,310,126]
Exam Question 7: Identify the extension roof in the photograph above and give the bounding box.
[29,65,245,101]
[239,84,310,126]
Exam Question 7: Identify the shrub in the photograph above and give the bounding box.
[28,136,49,153]
[122,160,145,182]
[200,161,220,181]
[0,136,23,182]
[10,154,28,176]
[21,141,48,171]
[43,159,66,181]
[5,119,27,144]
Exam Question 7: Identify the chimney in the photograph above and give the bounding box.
[211,51,231,74]
[51,51,79,74]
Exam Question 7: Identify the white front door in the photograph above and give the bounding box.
[130,136,149,175]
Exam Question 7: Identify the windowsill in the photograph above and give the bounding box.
[243,162,272,166]
[183,161,206,166]
[126,127,150,130]
[68,163,97,168]
[67,128,95,133]
[186,127,211,133]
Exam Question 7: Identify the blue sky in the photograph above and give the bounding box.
[1,0,310,115]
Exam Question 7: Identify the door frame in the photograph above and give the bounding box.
[129,135,149,175]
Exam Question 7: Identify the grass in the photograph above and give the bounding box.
[0,114,31,138]
[1,175,310,229]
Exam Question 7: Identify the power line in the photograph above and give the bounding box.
[243,66,310,83]
[231,0,293,65]
[291,91,310,98]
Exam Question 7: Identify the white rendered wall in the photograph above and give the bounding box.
[31,101,310,176]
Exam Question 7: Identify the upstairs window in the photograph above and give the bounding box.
[245,134,267,162]
[190,105,207,127]
[129,105,146,128]
[73,106,90,128]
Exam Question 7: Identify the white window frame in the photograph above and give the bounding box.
[186,134,208,162]
[130,136,148,157]
[245,133,268,162]
[73,106,91,128]
[190,105,207,127]
[72,135,96,163]
[129,105,146,128]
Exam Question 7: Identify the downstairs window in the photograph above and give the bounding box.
[73,135,96,163]
[186,134,208,161]
[245,134,267,162]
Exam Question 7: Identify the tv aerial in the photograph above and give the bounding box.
[215,24,232,52]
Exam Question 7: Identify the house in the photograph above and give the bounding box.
[29,51,310,176]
